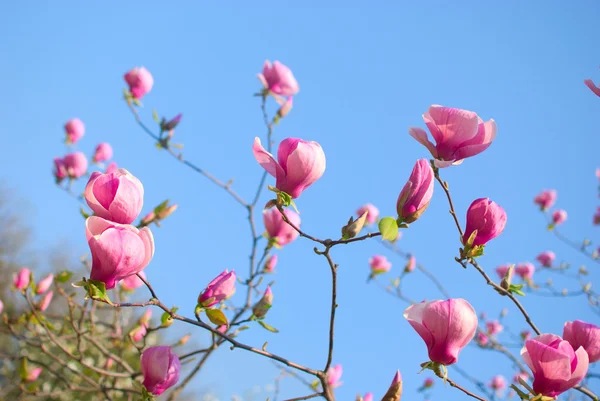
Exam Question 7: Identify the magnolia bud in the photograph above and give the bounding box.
[500,265,514,290]
[178,334,191,346]
[342,210,369,239]
[158,204,178,220]
[381,371,402,401]
[252,286,273,318]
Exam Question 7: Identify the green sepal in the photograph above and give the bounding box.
[84,279,112,304]
[378,217,399,242]
[80,207,91,219]
[257,320,279,333]
[509,284,525,297]
[206,308,228,327]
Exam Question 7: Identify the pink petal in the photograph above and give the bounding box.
[253,137,285,180]
[409,127,438,158]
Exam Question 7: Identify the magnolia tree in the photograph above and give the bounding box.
[1,62,599,401]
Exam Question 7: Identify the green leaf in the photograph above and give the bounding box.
[509,284,525,297]
[206,308,228,327]
[18,358,28,380]
[86,279,112,304]
[378,217,399,241]
[257,320,279,333]
[152,109,160,124]
[56,270,73,284]
[80,207,90,219]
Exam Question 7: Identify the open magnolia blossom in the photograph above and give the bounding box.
[409,105,496,168]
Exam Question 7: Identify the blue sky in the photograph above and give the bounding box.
[1,1,599,400]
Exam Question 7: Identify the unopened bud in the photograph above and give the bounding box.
[500,265,514,290]
[404,255,416,273]
[252,286,273,318]
[381,370,402,401]
[342,211,369,239]
[579,266,589,275]
[277,98,293,119]
[263,254,278,273]
[161,114,183,131]
[157,204,178,220]
[178,334,191,346]
[141,211,156,226]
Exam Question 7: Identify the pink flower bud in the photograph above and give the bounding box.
[409,105,496,168]
[141,346,181,396]
[552,209,567,225]
[253,137,326,199]
[86,216,155,290]
[423,378,434,388]
[64,118,85,144]
[105,162,118,174]
[563,320,600,363]
[131,324,148,342]
[0,300,3,314]
[252,286,273,318]
[198,269,236,308]
[521,334,589,397]
[396,159,434,223]
[217,325,227,334]
[37,291,53,312]
[263,207,301,246]
[53,157,67,181]
[536,251,555,268]
[381,370,402,401]
[521,330,531,341]
[161,114,183,131]
[120,271,146,291]
[584,79,600,97]
[488,375,507,392]
[463,198,507,246]
[277,97,293,118]
[141,211,156,226]
[25,367,42,382]
[495,264,511,280]
[486,320,504,336]
[35,274,53,294]
[104,358,114,370]
[263,254,278,273]
[62,152,88,178]
[157,204,178,220]
[476,332,489,346]
[139,308,153,325]
[405,255,416,273]
[14,267,30,290]
[404,298,477,365]
[93,143,113,163]
[369,255,391,276]
[257,60,299,96]
[326,364,343,388]
[515,262,535,280]
[513,371,529,384]
[356,203,380,225]
[84,169,144,224]
[533,189,557,211]
[124,67,154,99]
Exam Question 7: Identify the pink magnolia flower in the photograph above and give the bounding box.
[64,118,85,144]
[488,375,507,394]
[37,291,53,312]
[198,269,236,308]
[326,364,343,388]
[513,371,529,384]
[584,78,600,97]
[463,198,507,246]
[120,271,147,291]
[264,254,278,273]
[84,169,144,224]
[14,267,30,290]
[536,251,555,268]
[521,333,589,397]
[356,203,380,225]
[105,162,118,174]
[59,152,88,179]
[496,264,511,280]
[263,207,301,246]
[563,320,600,363]
[552,209,567,226]
[253,137,326,198]
[404,298,478,365]
[124,67,154,99]
[486,320,504,336]
[258,60,299,96]
[534,189,557,211]
[35,274,54,294]
[476,331,489,346]
[396,159,434,223]
[25,367,42,382]
[93,143,113,163]
[362,393,373,401]
[141,346,181,396]
[515,262,535,280]
[409,105,496,167]
[86,216,155,290]
[369,255,392,276]
[405,255,416,273]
